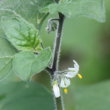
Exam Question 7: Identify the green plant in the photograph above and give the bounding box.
[0,0,105,110]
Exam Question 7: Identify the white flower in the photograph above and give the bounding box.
[52,59,82,96]
[60,77,70,88]
[65,60,80,78]
[52,81,60,98]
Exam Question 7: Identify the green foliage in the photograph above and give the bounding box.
[0,0,108,110]
[13,48,52,81]
[31,48,52,77]
[0,0,53,28]
[0,82,55,110]
[0,38,17,56]
[0,38,17,80]
[74,81,110,110]
[44,0,105,22]
[0,56,13,80]
[1,11,42,52]
[0,9,52,81]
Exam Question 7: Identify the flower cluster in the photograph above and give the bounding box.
[52,60,83,98]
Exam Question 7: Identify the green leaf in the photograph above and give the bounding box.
[12,52,35,81]
[13,48,52,81]
[1,10,42,52]
[45,0,105,22]
[0,37,17,81]
[0,0,53,28]
[31,48,52,75]
[0,82,55,110]
[0,56,13,81]
[0,37,17,57]
[73,81,110,110]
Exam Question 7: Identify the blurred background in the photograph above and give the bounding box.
[39,0,110,110]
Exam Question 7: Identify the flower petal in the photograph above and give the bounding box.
[73,60,79,72]
[68,68,75,71]
[66,60,79,78]
[60,78,70,88]
[53,84,60,98]
[65,71,78,78]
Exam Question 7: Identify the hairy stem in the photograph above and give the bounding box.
[52,13,65,73]
[49,1,65,110]
[51,13,65,110]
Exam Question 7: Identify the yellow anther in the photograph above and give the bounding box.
[77,74,83,79]
[64,88,68,94]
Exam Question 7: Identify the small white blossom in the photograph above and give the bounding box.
[65,60,79,78]
[52,60,82,97]
[52,81,60,98]
[60,77,70,88]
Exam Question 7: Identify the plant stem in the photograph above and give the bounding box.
[48,1,65,110]
[52,13,65,73]
[51,13,65,110]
